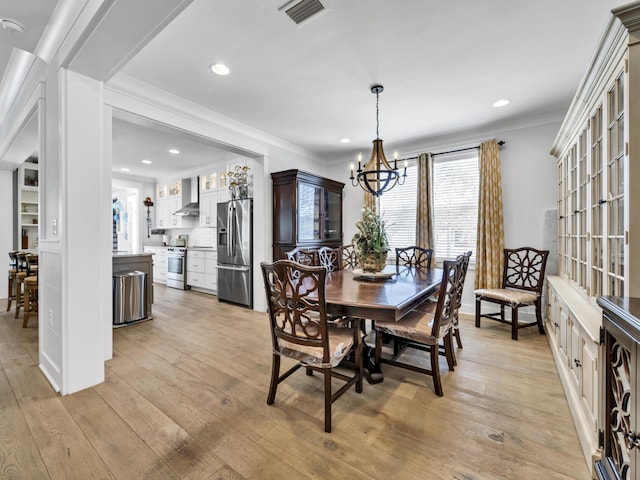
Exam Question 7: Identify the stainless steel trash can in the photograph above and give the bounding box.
[113,271,147,325]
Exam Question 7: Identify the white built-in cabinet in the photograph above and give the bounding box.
[17,162,39,249]
[186,249,217,293]
[142,246,168,284]
[549,4,640,477]
[199,190,217,227]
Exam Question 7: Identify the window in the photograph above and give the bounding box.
[379,151,479,262]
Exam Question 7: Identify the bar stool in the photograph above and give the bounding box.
[6,251,19,311]
[14,252,28,318]
[23,275,38,327]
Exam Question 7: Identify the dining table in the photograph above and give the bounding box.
[323,264,443,383]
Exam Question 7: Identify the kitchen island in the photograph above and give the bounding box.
[112,252,154,324]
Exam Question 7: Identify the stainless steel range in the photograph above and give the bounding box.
[167,247,188,289]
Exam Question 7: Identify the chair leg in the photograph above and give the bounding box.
[355,325,363,394]
[475,297,481,328]
[324,369,332,433]
[443,332,455,371]
[6,276,15,311]
[535,299,545,335]
[500,305,505,322]
[14,279,22,319]
[454,314,463,349]
[430,343,443,397]
[374,329,383,370]
[267,354,280,405]
[306,367,314,376]
[511,307,518,341]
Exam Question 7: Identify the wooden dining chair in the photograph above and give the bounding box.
[341,244,358,270]
[374,255,466,396]
[474,247,549,340]
[317,246,342,272]
[285,247,318,266]
[395,246,433,269]
[260,259,363,432]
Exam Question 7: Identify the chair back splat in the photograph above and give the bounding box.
[395,246,433,269]
[318,246,342,272]
[474,247,549,340]
[260,259,363,432]
[285,247,318,266]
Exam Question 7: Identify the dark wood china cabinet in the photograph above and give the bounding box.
[596,296,640,480]
[271,170,344,260]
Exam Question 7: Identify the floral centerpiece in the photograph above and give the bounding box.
[228,165,250,199]
[352,206,390,272]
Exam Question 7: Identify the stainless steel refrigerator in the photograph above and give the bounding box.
[217,198,253,308]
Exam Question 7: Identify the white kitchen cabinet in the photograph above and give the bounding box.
[156,198,169,228]
[143,246,168,284]
[546,276,601,477]
[187,249,217,293]
[199,190,217,227]
[168,196,183,228]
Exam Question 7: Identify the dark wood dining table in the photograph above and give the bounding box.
[323,264,443,382]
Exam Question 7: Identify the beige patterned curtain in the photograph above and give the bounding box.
[416,153,434,266]
[475,139,504,289]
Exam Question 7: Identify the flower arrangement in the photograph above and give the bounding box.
[352,207,390,271]
[228,165,250,190]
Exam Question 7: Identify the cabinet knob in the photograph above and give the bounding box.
[554,322,559,328]
[573,358,581,368]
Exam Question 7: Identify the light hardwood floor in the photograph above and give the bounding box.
[1,285,590,479]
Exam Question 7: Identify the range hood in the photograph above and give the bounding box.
[173,177,200,216]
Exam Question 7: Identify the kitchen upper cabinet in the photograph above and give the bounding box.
[199,191,216,227]
[271,169,344,260]
[156,198,169,228]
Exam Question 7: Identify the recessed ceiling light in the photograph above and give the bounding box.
[340,138,351,144]
[210,63,230,76]
[142,159,152,164]
[493,99,510,108]
[169,149,180,154]
[120,167,130,172]
[0,18,25,35]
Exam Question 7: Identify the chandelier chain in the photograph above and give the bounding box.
[376,90,380,140]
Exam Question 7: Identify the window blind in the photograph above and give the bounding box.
[379,164,418,254]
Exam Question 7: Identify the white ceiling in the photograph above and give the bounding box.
[0,0,625,177]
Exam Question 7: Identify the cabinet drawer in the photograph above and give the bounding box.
[187,258,204,273]
[189,250,205,259]
[188,272,205,286]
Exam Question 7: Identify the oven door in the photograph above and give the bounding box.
[167,254,185,288]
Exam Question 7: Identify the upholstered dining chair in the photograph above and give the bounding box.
[374,255,466,397]
[341,244,358,270]
[261,259,363,432]
[396,246,433,269]
[317,246,342,272]
[285,247,318,266]
[474,247,549,340]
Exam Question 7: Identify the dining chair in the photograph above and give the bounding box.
[7,251,19,311]
[317,246,342,272]
[341,244,358,270]
[260,259,363,432]
[474,247,549,340]
[395,246,433,269]
[285,247,318,266]
[374,255,466,397]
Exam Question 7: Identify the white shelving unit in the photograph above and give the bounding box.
[17,162,39,250]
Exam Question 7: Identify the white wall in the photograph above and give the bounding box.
[0,170,13,298]
[327,121,560,316]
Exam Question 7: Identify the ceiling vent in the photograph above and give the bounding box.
[280,0,325,25]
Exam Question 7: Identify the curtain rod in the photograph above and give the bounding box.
[397,140,505,162]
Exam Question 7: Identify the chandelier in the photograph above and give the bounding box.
[350,84,407,197]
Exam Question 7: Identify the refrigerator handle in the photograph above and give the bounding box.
[227,201,234,257]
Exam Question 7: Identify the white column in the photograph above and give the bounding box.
[39,67,111,394]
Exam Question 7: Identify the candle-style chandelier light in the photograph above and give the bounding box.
[350,84,407,197]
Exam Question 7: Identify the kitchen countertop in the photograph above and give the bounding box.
[112,251,154,257]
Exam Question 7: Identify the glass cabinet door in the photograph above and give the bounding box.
[323,189,341,241]
[297,183,321,241]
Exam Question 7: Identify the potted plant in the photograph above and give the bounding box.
[352,207,390,272]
